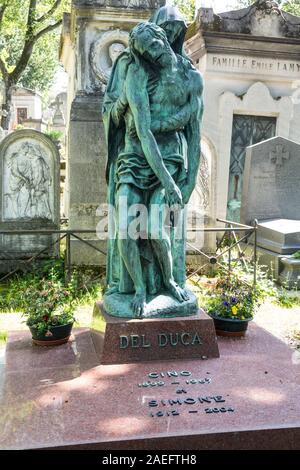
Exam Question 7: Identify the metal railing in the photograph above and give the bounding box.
[186,218,258,286]
[0,219,258,285]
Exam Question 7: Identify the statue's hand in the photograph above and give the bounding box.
[165,182,183,207]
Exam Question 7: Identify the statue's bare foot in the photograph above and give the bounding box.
[105,285,119,296]
[168,280,189,303]
[131,291,146,318]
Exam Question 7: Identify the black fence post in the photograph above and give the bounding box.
[65,232,71,284]
[253,219,258,287]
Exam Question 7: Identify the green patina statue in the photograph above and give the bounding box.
[103,9,203,319]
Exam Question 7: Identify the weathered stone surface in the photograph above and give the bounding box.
[257,219,300,255]
[241,137,300,225]
[197,0,300,39]
[91,302,219,364]
[73,0,165,9]
[0,130,60,270]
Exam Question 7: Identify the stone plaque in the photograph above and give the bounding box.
[0,129,60,269]
[241,136,300,225]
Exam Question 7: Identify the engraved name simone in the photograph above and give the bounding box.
[119,332,202,349]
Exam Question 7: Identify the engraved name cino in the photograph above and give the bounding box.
[137,370,235,418]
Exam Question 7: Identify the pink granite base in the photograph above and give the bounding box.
[1,324,300,450]
[91,302,219,364]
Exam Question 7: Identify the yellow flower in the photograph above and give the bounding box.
[231,306,238,315]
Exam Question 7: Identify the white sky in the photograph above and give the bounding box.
[196,1,240,13]
[165,1,241,14]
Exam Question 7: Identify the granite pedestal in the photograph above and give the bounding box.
[91,302,220,364]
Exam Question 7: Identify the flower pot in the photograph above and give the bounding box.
[29,322,74,346]
[208,313,253,338]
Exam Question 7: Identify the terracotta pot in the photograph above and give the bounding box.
[29,322,74,346]
[208,313,253,338]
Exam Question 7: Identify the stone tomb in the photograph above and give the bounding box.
[0,129,60,271]
[241,136,300,225]
[257,219,300,255]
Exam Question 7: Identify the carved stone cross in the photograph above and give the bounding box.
[270,144,289,167]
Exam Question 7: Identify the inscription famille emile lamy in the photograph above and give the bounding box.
[211,56,300,74]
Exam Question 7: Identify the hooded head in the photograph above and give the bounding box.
[150,5,188,57]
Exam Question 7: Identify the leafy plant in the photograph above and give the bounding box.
[292,250,300,260]
[201,271,261,320]
[0,258,104,314]
[45,129,63,141]
[0,330,7,346]
[22,277,77,336]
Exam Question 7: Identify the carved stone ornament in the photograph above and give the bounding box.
[90,29,129,84]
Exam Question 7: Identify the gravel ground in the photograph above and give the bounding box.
[255,301,300,349]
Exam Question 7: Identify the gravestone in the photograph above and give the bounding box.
[0,129,60,272]
[241,136,300,284]
[241,136,300,225]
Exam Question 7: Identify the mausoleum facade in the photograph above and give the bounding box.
[186,0,300,224]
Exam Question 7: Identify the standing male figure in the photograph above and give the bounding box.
[104,22,203,317]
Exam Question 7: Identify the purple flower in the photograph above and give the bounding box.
[223,301,230,307]
[231,297,238,305]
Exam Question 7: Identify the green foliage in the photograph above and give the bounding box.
[199,267,261,320]
[45,129,64,141]
[0,330,7,345]
[18,32,60,92]
[292,250,300,259]
[23,278,76,336]
[0,1,71,96]
[275,290,300,308]
[173,0,195,21]
[232,0,300,15]
[0,258,104,315]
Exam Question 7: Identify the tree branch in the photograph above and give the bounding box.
[26,0,38,39]
[37,0,62,24]
[0,56,8,82]
[34,19,62,42]
[10,19,62,83]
